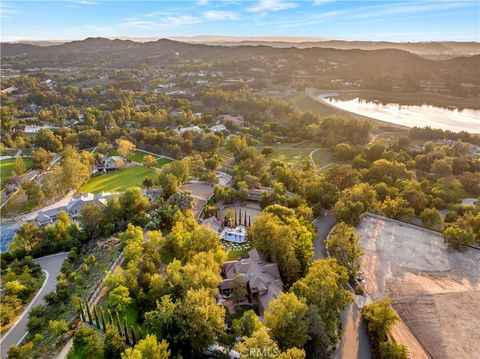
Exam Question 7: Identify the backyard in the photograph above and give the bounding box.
[0,157,33,188]
[79,166,157,193]
[107,149,171,168]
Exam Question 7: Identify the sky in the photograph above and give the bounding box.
[1,0,479,42]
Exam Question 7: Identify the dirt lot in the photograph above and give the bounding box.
[357,214,480,359]
[180,182,214,218]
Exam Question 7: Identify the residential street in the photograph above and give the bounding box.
[0,252,69,357]
[313,212,372,359]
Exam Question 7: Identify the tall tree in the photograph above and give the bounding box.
[264,292,309,350]
[325,222,364,279]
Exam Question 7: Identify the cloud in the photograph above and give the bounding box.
[198,0,209,5]
[118,15,201,29]
[349,1,469,20]
[313,0,333,4]
[1,2,20,18]
[247,0,297,13]
[203,10,238,21]
[75,0,100,5]
[274,10,342,27]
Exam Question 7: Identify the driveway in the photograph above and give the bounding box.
[313,212,372,359]
[0,252,69,357]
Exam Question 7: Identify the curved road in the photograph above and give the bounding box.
[313,212,372,359]
[0,252,69,357]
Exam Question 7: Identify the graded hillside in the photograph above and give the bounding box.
[356,214,480,359]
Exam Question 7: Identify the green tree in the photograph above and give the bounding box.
[182,288,225,353]
[443,225,475,250]
[34,129,62,152]
[232,310,262,338]
[159,173,178,200]
[420,208,443,230]
[291,259,352,343]
[48,319,69,336]
[15,157,26,175]
[121,334,170,359]
[32,148,55,171]
[116,139,136,158]
[264,292,309,350]
[380,196,415,222]
[58,145,92,192]
[80,203,104,238]
[166,191,193,212]
[379,341,408,359]
[230,273,248,304]
[325,222,364,279]
[142,154,157,167]
[108,286,132,315]
[73,325,104,359]
[144,295,189,355]
[361,297,399,344]
[235,326,280,359]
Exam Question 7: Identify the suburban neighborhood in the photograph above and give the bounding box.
[1,2,480,359]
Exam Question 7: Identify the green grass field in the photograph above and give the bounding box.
[0,157,33,188]
[79,166,157,193]
[285,91,340,116]
[108,149,171,167]
[227,248,250,260]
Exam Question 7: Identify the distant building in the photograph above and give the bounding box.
[24,125,58,134]
[175,125,202,135]
[210,124,227,133]
[36,192,112,225]
[220,249,283,314]
[169,110,184,118]
[217,114,245,127]
[102,156,125,170]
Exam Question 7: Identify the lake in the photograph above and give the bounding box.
[323,96,480,133]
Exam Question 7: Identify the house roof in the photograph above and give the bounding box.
[221,249,283,313]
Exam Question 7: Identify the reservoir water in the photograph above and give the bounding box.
[323,96,480,133]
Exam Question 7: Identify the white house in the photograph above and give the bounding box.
[175,125,202,135]
[101,156,125,170]
[221,226,247,243]
[36,192,112,225]
[24,125,58,134]
[210,124,227,133]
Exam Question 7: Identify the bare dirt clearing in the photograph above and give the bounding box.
[357,214,480,359]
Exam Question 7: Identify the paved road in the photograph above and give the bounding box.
[313,211,337,260]
[0,252,69,357]
[313,212,372,359]
[332,303,372,359]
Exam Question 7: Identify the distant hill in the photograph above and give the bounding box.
[1,37,479,86]
[183,39,480,59]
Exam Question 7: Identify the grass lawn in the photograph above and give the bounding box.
[108,149,171,168]
[227,248,250,260]
[311,148,333,169]
[79,166,157,193]
[0,157,33,188]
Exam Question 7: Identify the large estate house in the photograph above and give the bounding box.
[220,249,283,315]
[36,192,111,226]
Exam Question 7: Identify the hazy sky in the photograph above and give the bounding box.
[2,0,479,42]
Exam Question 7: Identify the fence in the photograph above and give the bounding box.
[87,253,124,307]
